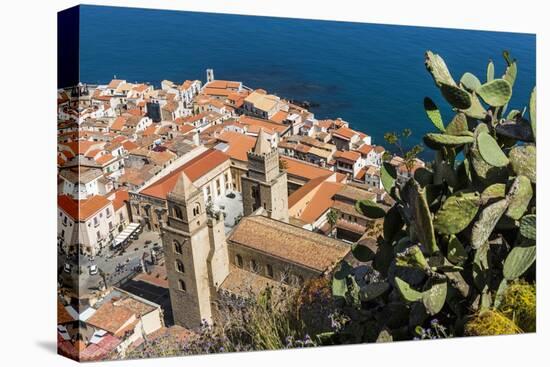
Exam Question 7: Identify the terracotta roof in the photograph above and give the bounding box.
[228,215,350,272]
[205,80,241,89]
[107,79,124,89]
[217,131,257,162]
[203,87,233,97]
[334,150,361,162]
[58,195,111,221]
[122,141,139,151]
[355,167,366,181]
[239,115,287,134]
[270,110,289,124]
[111,116,127,131]
[281,157,334,181]
[140,149,229,200]
[332,126,357,140]
[112,189,129,211]
[57,301,75,324]
[86,301,135,335]
[79,334,121,361]
[95,153,115,165]
[295,181,344,224]
[220,265,283,296]
[356,144,374,155]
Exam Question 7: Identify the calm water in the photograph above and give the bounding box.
[79,5,536,154]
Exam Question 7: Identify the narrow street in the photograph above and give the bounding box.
[59,231,163,296]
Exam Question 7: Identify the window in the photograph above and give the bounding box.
[192,203,201,217]
[119,212,124,222]
[266,264,274,278]
[63,216,68,226]
[250,260,258,272]
[106,208,111,217]
[178,279,186,292]
[61,229,65,238]
[176,260,185,273]
[109,222,113,230]
[96,231,101,240]
[235,254,243,268]
[174,240,183,254]
[173,206,183,220]
[93,217,99,227]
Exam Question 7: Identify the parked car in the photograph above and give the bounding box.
[89,264,98,275]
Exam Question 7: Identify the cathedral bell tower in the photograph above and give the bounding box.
[241,129,289,222]
[161,172,229,329]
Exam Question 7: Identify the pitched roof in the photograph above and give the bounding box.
[356,144,374,155]
[281,157,335,181]
[86,301,135,335]
[112,189,129,211]
[332,126,357,140]
[334,150,361,162]
[58,195,111,221]
[253,129,272,154]
[228,215,350,272]
[140,149,229,200]
[217,131,257,162]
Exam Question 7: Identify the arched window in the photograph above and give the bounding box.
[178,279,186,292]
[173,206,183,220]
[175,260,185,273]
[235,254,243,268]
[192,203,201,217]
[266,264,274,278]
[173,240,183,254]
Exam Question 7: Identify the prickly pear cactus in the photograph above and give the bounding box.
[330,50,536,343]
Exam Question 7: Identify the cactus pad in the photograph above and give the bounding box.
[433,192,481,235]
[394,277,423,302]
[477,79,513,107]
[441,83,472,109]
[509,145,536,183]
[410,181,438,254]
[423,133,473,149]
[447,235,467,265]
[355,199,386,218]
[460,72,482,92]
[422,279,447,315]
[481,183,506,204]
[471,199,509,249]
[477,131,510,167]
[519,214,536,240]
[487,60,495,82]
[360,282,390,302]
[381,162,396,192]
[503,245,536,280]
[506,176,533,220]
[423,97,445,132]
[445,112,468,136]
[425,51,456,87]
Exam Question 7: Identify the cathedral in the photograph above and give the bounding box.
[161,130,350,329]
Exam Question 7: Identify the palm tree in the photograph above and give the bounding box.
[327,208,339,237]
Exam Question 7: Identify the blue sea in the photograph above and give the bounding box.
[79,5,536,156]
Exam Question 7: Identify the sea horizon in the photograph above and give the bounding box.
[79,5,536,155]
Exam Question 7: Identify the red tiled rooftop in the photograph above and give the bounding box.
[58,195,111,221]
[140,149,229,199]
[332,126,357,140]
[281,157,334,181]
[217,131,257,162]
